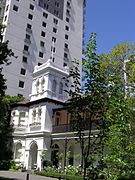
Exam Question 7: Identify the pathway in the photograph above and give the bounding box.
[0,171,58,180]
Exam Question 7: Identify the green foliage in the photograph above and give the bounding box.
[0,25,18,170]
[67,32,135,180]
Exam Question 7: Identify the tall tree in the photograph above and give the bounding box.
[0,24,14,170]
[67,33,135,180]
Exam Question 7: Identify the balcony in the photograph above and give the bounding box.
[24,38,31,44]
[29,122,41,131]
[26,28,32,33]
[23,50,30,56]
[64,47,69,52]
[52,122,98,133]
[14,124,27,132]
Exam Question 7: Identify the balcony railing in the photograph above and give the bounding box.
[52,122,98,133]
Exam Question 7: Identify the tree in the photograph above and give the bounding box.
[67,33,135,180]
[0,25,22,169]
[100,43,135,179]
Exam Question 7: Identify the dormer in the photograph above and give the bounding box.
[30,59,69,102]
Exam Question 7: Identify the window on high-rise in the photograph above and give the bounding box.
[20,68,26,76]
[24,45,29,51]
[28,13,33,20]
[43,12,48,18]
[13,5,19,12]
[65,25,69,31]
[19,81,24,88]
[65,34,69,40]
[29,4,34,10]
[66,17,69,23]
[27,23,32,29]
[22,56,27,63]
[39,51,44,58]
[53,18,58,25]
[51,46,56,53]
[40,41,45,47]
[41,31,46,37]
[52,37,56,43]
[25,34,30,40]
[65,43,68,49]
[42,21,47,28]
[53,27,57,33]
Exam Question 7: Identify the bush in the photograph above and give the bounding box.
[64,165,80,175]
[0,160,11,170]
[118,176,135,180]
[42,160,52,168]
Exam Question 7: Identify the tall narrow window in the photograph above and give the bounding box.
[59,82,63,94]
[52,80,57,93]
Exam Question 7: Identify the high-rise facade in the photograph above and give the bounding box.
[1,0,84,98]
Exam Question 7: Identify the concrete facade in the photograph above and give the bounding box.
[1,0,84,98]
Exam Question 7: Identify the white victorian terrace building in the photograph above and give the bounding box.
[11,59,98,170]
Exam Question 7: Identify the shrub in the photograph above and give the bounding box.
[64,165,79,175]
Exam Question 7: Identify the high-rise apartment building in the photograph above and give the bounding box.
[1,0,85,98]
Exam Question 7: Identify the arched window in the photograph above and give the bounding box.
[19,112,25,126]
[32,109,36,123]
[59,82,63,94]
[15,143,22,160]
[35,79,39,93]
[41,78,45,92]
[37,107,42,122]
[52,80,57,93]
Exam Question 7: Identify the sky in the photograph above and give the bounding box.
[85,0,135,54]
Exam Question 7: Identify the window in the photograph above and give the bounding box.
[22,56,27,63]
[54,9,59,16]
[52,80,57,93]
[28,13,33,20]
[65,43,68,49]
[27,23,32,29]
[41,78,45,92]
[63,62,67,67]
[55,1,60,8]
[43,12,48,18]
[40,41,45,47]
[35,79,39,93]
[53,18,58,25]
[64,53,68,58]
[29,4,34,10]
[42,21,47,28]
[52,37,56,43]
[13,5,18,12]
[65,25,69,31]
[51,46,56,53]
[44,3,49,10]
[53,27,57,33]
[67,1,71,7]
[66,17,69,22]
[39,51,43,58]
[20,68,26,75]
[52,57,55,62]
[6,5,9,11]
[59,82,63,94]
[65,34,69,40]
[19,112,25,125]
[38,62,43,66]
[41,31,46,37]
[4,15,7,21]
[25,34,30,40]
[19,81,24,88]
[24,45,29,51]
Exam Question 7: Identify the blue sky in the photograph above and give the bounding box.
[85,0,135,54]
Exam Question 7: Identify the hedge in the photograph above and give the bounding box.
[36,171,83,180]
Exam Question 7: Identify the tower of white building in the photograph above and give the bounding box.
[1,0,85,98]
